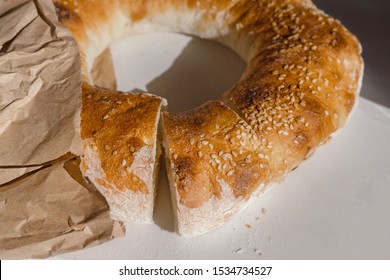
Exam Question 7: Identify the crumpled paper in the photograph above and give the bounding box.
[0,0,124,259]
[0,157,125,259]
[0,0,81,166]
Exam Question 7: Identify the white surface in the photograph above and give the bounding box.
[56,32,390,259]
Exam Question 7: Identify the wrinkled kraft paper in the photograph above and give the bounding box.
[0,158,125,259]
[0,0,123,259]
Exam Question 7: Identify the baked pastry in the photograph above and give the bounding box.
[81,83,166,223]
[161,101,270,235]
[54,0,363,235]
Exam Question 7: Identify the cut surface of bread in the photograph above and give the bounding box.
[81,83,166,223]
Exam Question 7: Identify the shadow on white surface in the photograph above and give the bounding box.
[153,163,175,233]
[146,38,245,112]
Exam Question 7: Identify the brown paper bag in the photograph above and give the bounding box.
[0,0,81,167]
[0,0,124,259]
[0,158,125,259]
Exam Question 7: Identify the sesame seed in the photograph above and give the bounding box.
[258,153,265,159]
[198,151,203,158]
[227,170,234,176]
[121,159,127,166]
[173,153,178,160]
[324,78,329,86]
[190,138,195,145]
[236,22,244,30]
[201,140,209,145]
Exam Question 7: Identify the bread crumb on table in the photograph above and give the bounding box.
[254,249,262,256]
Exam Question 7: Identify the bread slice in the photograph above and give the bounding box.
[161,100,270,236]
[80,83,166,223]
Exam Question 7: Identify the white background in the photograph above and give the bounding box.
[3,260,390,279]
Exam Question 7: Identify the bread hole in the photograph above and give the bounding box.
[92,32,246,112]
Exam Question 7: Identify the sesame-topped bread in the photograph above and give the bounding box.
[81,83,166,223]
[54,0,363,235]
[161,101,271,236]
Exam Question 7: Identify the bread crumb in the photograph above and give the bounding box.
[261,208,267,215]
[254,249,262,256]
[245,224,251,228]
[235,248,243,254]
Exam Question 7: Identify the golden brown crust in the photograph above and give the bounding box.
[81,83,163,194]
[162,101,269,209]
[221,1,363,178]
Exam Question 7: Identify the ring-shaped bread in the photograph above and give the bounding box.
[54,0,363,236]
